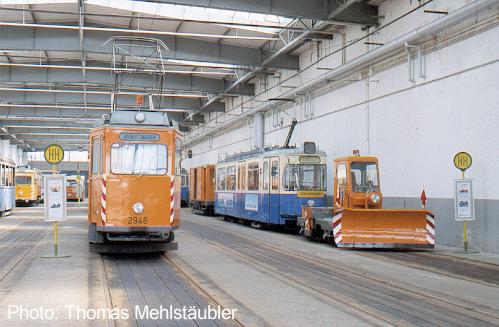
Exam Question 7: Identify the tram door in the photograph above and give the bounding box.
[268,157,280,223]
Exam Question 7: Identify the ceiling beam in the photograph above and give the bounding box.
[0,26,298,70]
[0,64,253,96]
[134,0,378,24]
[0,62,236,76]
[0,22,280,41]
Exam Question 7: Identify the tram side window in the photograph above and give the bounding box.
[7,167,13,186]
[337,164,346,186]
[217,167,226,190]
[238,163,246,191]
[0,165,4,186]
[175,138,182,175]
[91,137,102,174]
[210,167,215,185]
[226,166,236,191]
[263,162,269,190]
[271,161,279,190]
[247,163,259,191]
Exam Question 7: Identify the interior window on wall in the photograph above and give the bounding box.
[247,162,259,191]
[226,166,236,191]
[263,161,269,190]
[271,160,279,190]
[217,167,226,191]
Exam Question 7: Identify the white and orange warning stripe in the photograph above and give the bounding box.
[426,214,435,245]
[331,211,343,244]
[101,174,107,225]
[169,176,175,224]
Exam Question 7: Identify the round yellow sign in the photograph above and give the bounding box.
[453,152,472,172]
[44,144,64,164]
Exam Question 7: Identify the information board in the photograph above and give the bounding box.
[454,179,474,221]
[44,175,67,222]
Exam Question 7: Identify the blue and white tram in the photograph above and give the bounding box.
[0,156,16,217]
[214,142,327,228]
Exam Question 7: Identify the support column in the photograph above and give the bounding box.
[254,112,265,149]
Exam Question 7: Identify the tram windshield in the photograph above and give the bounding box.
[350,161,379,193]
[16,176,31,185]
[283,164,326,191]
[111,143,167,175]
[67,180,78,187]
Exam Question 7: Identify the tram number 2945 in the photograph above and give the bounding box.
[128,216,148,225]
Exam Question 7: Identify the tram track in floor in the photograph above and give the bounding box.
[182,219,499,327]
[196,213,499,287]
[352,250,499,288]
[99,252,241,327]
[162,255,247,327]
[0,219,49,286]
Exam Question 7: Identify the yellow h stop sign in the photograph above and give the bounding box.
[44,144,65,164]
[453,152,472,172]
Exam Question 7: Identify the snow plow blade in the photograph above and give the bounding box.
[302,207,435,249]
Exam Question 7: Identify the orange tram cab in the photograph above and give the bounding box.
[299,154,435,249]
[87,111,181,253]
[189,165,215,215]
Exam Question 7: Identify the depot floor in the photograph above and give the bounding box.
[1,203,499,327]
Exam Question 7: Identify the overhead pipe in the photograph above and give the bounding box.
[185,0,499,146]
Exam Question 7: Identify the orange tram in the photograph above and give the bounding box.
[189,165,215,215]
[87,111,180,253]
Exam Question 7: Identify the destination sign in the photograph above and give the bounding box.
[119,132,160,142]
[299,156,321,164]
[297,191,325,198]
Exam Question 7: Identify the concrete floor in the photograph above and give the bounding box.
[1,204,499,326]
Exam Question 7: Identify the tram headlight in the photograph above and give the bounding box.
[132,202,144,214]
[368,193,381,206]
[135,112,145,123]
[307,200,315,207]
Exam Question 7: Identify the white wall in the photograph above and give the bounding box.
[186,2,499,203]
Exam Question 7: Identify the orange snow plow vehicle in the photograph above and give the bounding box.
[298,153,434,249]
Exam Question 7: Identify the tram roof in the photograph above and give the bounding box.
[219,145,326,163]
[0,156,17,166]
[93,110,180,131]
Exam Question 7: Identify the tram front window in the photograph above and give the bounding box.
[283,164,326,191]
[111,143,167,175]
[350,162,379,193]
[16,176,31,185]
